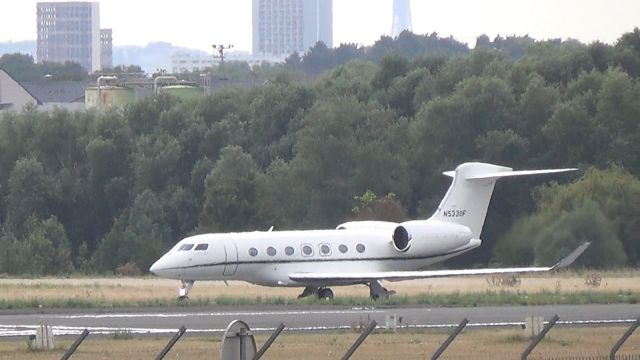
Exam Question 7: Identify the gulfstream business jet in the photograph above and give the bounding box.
[150,162,590,300]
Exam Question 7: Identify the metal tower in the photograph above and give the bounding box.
[391,0,413,37]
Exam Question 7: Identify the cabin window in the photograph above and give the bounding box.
[301,244,313,257]
[267,246,277,256]
[319,243,331,256]
[194,243,209,251]
[356,243,366,253]
[285,246,294,256]
[338,244,348,253]
[179,244,194,251]
[248,247,258,257]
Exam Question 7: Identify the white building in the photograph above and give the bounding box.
[252,0,333,60]
[37,2,102,73]
[171,52,214,73]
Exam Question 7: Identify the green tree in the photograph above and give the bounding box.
[494,166,640,266]
[6,158,52,234]
[200,146,261,232]
[534,200,626,268]
[351,191,408,222]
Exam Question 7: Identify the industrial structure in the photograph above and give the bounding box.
[391,0,413,37]
[36,2,111,73]
[252,0,333,60]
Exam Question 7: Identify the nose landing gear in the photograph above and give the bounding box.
[178,280,194,300]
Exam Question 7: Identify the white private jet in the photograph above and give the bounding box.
[150,162,590,300]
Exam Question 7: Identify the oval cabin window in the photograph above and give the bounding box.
[338,244,348,253]
[248,247,258,257]
[356,243,366,253]
[301,244,313,256]
[267,246,277,256]
[319,244,331,256]
[285,246,294,256]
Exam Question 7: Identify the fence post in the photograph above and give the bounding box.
[431,318,469,360]
[155,326,187,360]
[60,329,90,360]
[253,323,286,360]
[610,317,640,360]
[342,320,377,360]
[521,314,560,360]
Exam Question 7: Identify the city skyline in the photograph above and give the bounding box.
[1,0,639,54]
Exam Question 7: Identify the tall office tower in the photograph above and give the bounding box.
[252,0,333,59]
[100,29,113,69]
[391,0,412,37]
[37,2,101,73]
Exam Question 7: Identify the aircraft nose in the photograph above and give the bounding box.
[149,258,164,276]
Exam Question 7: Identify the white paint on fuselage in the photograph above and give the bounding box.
[150,219,479,287]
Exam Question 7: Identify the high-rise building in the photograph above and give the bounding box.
[100,29,113,70]
[36,2,101,73]
[391,0,412,37]
[252,0,333,59]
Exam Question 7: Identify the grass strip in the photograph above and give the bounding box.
[0,289,638,310]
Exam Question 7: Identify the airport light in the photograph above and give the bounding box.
[212,44,234,80]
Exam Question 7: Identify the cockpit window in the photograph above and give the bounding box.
[194,243,209,251]
[179,244,194,251]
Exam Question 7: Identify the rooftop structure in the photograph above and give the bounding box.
[0,68,86,111]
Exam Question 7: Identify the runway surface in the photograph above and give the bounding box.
[1,304,638,337]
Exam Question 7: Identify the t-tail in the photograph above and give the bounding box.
[430,162,577,239]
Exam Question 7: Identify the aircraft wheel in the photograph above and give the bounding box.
[318,287,334,300]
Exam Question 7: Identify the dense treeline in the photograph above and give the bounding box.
[0,53,87,80]
[2,30,640,275]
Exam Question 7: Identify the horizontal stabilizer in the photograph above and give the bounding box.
[465,168,578,180]
[289,242,590,283]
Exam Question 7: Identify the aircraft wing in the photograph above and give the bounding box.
[289,242,590,283]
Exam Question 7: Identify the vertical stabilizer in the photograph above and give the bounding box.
[430,162,576,239]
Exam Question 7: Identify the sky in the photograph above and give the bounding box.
[0,0,638,53]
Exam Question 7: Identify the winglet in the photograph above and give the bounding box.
[552,242,591,270]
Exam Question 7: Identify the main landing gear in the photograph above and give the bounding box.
[297,282,395,300]
[178,280,194,300]
[297,286,334,300]
[368,280,395,300]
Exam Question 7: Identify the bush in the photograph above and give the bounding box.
[115,262,142,277]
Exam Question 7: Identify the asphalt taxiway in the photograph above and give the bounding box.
[1,303,638,336]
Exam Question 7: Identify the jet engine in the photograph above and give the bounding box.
[391,220,473,255]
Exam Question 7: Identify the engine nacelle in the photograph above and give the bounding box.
[392,225,411,252]
[392,220,472,255]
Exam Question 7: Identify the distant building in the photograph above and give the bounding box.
[171,52,214,73]
[252,0,333,60]
[391,0,412,37]
[36,2,101,73]
[101,29,113,69]
[0,69,86,111]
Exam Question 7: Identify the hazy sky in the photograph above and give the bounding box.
[1,0,638,52]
